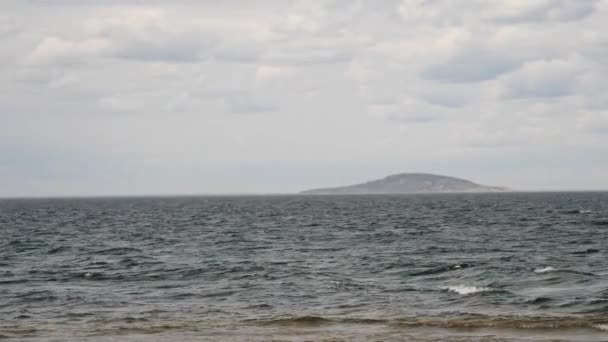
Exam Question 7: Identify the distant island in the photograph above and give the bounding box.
[300,173,508,194]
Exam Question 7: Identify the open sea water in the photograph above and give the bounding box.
[1,193,608,341]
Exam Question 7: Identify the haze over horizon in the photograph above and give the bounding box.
[2,1,608,197]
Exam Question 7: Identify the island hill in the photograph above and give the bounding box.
[300,173,508,194]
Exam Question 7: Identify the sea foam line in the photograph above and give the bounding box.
[593,324,608,331]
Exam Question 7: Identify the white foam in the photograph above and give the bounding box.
[534,266,556,273]
[441,285,493,295]
[593,324,608,331]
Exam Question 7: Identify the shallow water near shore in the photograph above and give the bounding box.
[1,193,608,341]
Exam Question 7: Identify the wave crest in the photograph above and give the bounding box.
[534,266,557,273]
[441,285,493,295]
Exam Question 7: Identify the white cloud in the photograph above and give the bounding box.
[256,65,293,82]
[98,94,145,112]
[490,0,598,23]
[498,58,584,98]
[220,92,278,114]
[577,110,608,135]
[423,47,520,83]
[25,36,110,66]
[345,61,370,82]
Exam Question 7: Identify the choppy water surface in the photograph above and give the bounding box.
[1,193,608,341]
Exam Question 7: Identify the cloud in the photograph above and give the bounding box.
[85,8,219,63]
[422,47,520,83]
[345,61,370,82]
[498,58,582,98]
[98,94,145,112]
[398,0,598,25]
[221,92,278,114]
[491,0,598,23]
[24,4,363,67]
[25,37,110,66]
[0,14,18,38]
[256,65,292,82]
[24,8,218,65]
[2,0,608,195]
[419,86,475,108]
[577,111,608,135]
[369,97,452,124]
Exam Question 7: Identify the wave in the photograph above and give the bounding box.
[0,278,29,285]
[572,248,600,255]
[394,317,608,330]
[526,296,553,304]
[441,285,494,295]
[93,247,144,255]
[533,267,597,277]
[253,315,608,331]
[534,266,557,273]
[562,209,592,214]
[257,316,385,326]
[409,263,472,276]
[47,246,71,254]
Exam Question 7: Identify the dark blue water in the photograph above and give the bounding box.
[1,193,608,341]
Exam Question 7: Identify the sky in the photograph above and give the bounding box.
[1,0,608,197]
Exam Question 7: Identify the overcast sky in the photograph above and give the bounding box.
[1,0,608,196]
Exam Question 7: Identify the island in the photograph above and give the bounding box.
[300,173,508,194]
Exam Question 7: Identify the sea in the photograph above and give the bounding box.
[1,193,608,341]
